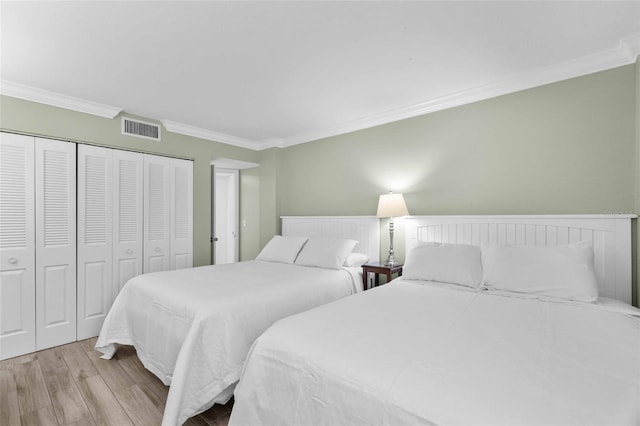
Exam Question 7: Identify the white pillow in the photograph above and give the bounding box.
[402,242,482,288]
[295,238,358,270]
[256,236,308,264]
[481,242,599,302]
[343,252,369,267]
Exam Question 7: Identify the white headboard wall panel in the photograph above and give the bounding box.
[406,215,635,304]
[282,216,380,264]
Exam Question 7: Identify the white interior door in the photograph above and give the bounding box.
[113,150,143,298]
[35,138,76,350]
[214,168,238,264]
[77,145,113,340]
[0,133,35,360]
[144,154,171,272]
[170,158,193,270]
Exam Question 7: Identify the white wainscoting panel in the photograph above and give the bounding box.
[281,216,380,263]
[405,215,635,304]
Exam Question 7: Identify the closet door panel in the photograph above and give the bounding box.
[77,145,113,340]
[170,159,193,270]
[0,133,35,360]
[35,138,76,350]
[144,155,170,272]
[113,151,143,298]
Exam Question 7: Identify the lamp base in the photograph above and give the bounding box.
[384,254,399,267]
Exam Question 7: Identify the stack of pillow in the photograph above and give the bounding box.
[256,235,370,270]
[402,241,600,303]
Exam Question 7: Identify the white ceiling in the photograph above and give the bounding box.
[1,1,639,150]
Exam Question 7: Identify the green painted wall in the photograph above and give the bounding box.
[0,95,261,267]
[2,63,638,305]
[269,64,638,305]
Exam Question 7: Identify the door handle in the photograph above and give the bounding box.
[126,249,133,255]
[213,237,219,242]
[155,247,162,253]
[8,257,17,264]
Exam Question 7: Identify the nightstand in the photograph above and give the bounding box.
[362,261,403,290]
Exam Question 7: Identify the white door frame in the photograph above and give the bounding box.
[213,167,239,264]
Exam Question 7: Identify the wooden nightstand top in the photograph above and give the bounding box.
[362,261,403,273]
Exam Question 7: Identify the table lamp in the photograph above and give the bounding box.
[376,191,409,266]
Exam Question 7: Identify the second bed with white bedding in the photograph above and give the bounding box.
[230,279,640,425]
[230,214,639,425]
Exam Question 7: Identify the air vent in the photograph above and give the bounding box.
[121,117,161,141]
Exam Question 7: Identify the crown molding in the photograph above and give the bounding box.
[0,80,122,119]
[2,33,638,151]
[279,33,640,148]
[160,120,261,150]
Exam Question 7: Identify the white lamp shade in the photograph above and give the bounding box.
[377,192,409,218]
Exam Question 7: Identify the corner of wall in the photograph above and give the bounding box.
[635,56,640,307]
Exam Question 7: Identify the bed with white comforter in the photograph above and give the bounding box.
[96,260,359,425]
[230,215,640,425]
[230,279,640,425]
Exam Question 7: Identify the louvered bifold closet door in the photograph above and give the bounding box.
[170,159,193,269]
[35,138,76,350]
[144,154,171,272]
[0,133,35,360]
[113,150,143,298]
[77,145,113,340]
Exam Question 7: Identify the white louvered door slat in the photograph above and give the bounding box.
[35,138,76,350]
[113,151,143,298]
[170,159,193,270]
[144,155,171,272]
[0,133,35,360]
[77,145,113,340]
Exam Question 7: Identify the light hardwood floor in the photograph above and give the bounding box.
[0,338,232,426]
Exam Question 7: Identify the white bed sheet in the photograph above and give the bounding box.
[230,279,640,425]
[95,260,359,426]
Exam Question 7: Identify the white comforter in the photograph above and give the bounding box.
[95,260,359,426]
[230,279,640,425]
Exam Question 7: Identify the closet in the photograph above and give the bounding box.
[0,133,76,359]
[0,133,193,359]
[77,145,193,339]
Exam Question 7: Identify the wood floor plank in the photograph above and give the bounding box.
[36,346,67,373]
[13,352,38,364]
[85,345,135,392]
[64,414,97,426]
[81,337,99,354]
[198,399,233,426]
[0,357,17,394]
[60,341,98,383]
[114,384,163,426]
[203,412,231,426]
[183,415,210,426]
[20,404,58,426]
[42,366,91,425]
[14,358,52,415]
[2,340,234,425]
[76,374,133,426]
[116,347,168,408]
[0,390,21,426]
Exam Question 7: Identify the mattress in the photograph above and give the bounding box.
[230,279,640,425]
[95,260,359,425]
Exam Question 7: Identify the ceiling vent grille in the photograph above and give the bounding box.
[121,117,161,141]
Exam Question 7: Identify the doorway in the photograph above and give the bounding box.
[213,168,239,264]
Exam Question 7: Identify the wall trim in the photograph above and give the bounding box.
[278,33,640,148]
[2,34,639,151]
[0,80,122,118]
[160,120,260,150]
